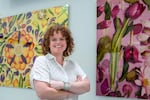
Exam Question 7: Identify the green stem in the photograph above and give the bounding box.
[114,18,130,50]
[110,52,119,90]
[0,44,6,56]
[110,18,130,90]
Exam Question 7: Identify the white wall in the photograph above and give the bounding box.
[0,0,138,100]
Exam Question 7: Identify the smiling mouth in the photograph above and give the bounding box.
[55,45,62,48]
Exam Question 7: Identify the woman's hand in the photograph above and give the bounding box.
[76,75,82,81]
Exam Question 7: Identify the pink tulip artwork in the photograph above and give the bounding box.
[96,0,150,99]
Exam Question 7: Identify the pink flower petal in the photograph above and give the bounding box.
[133,24,143,34]
[111,5,120,18]
[135,79,142,86]
[136,33,149,41]
[101,78,109,94]
[97,20,111,29]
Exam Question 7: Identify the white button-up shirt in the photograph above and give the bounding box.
[30,53,86,100]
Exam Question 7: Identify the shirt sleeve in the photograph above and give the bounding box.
[30,56,50,88]
[73,61,87,80]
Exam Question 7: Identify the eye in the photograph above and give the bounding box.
[51,38,57,42]
[60,38,65,41]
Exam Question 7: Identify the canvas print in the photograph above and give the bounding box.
[96,0,150,99]
[0,5,69,88]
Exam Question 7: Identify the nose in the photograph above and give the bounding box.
[55,39,62,44]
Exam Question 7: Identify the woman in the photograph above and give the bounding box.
[30,24,90,100]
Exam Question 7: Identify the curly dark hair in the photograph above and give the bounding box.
[42,25,74,57]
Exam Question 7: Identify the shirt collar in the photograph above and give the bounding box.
[45,53,55,60]
[45,53,69,61]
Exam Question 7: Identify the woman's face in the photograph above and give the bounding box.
[49,31,67,56]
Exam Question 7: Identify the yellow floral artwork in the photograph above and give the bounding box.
[0,5,69,88]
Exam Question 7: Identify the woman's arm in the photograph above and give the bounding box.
[69,76,90,95]
[33,80,75,100]
[50,76,90,95]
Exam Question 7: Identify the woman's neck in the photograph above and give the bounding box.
[55,55,64,66]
